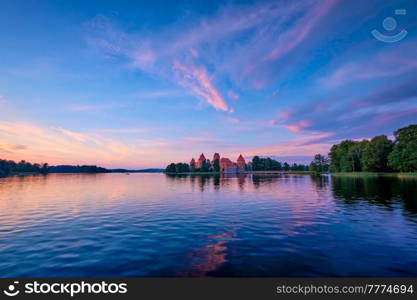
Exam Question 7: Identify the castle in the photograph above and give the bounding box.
[190,153,246,173]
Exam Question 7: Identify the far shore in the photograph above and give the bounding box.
[165,171,417,178]
[165,170,314,175]
[3,171,417,179]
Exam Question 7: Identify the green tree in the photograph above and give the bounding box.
[0,159,11,177]
[283,162,290,171]
[165,163,176,173]
[40,163,49,174]
[388,125,417,172]
[252,156,261,171]
[213,158,220,172]
[310,154,330,174]
[330,140,362,172]
[200,160,211,172]
[361,135,393,172]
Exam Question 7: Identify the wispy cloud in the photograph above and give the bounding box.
[241,132,335,158]
[0,143,27,154]
[86,0,340,109]
[284,120,313,134]
[67,102,124,112]
[227,91,239,101]
[269,78,417,142]
[173,61,229,111]
[225,117,241,124]
[97,128,150,134]
[320,41,417,88]
[131,89,187,99]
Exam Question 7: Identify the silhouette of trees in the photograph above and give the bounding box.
[251,156,308,171]
[328,124,416,173]
[0,159,44,177]
[0,158,109,177]
[165,162,190,173]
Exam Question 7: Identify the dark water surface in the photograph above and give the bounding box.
[0,173,416,277]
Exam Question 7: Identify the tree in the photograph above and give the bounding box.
[0,159,11,177]
[200,160,211,172]
[329,140,363,172]
[310,154,330,174]
[213,158,220,172]
[361,135,393,172]
[165,163,176,173]
[388,125,417,172]
[252,156,261,171]
[283,162,290,171]
[40,163,49,174]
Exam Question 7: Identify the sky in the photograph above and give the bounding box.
[0,0,416,169]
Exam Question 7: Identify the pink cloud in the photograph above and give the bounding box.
[173,61,228,111]
[284,120,312,134]
[226,117,241,124]
[227,90,239,101]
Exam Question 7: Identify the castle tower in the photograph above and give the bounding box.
[190,158,196,170]
[212,153,220,167]
[237,154,246,170]
[196,153,206,168]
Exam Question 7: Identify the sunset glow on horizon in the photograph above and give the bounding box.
[0,0,416,168]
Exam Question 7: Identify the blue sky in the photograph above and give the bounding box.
[0,0,416,168]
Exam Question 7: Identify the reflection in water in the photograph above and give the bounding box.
[0,173,416,277]
[332,176,417,214]
[180,232,234,277]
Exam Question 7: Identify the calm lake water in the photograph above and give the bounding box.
[0,173,416,277]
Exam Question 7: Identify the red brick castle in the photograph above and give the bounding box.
[190,153,246,173]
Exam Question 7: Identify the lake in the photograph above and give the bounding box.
[0,173,416,277]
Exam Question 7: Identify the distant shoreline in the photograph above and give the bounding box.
[3,171,417,179]
[165,170,314,175]
[1,169,164,178]
[165,171,417,178]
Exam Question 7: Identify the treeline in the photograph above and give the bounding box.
[0,159,109,177]
[166,158,219,173]
[165,163,191,173]
[48,165,108,173]
[312,124,417,173]
[0,159,49,177]
[251,156,309,171]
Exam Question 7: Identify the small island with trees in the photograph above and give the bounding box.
[166,124,417,176]
[165,152,310,174]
